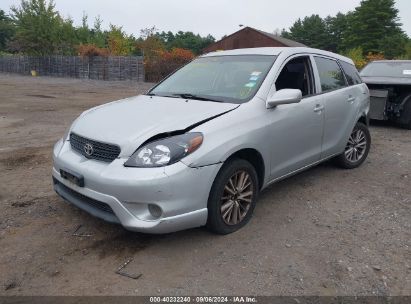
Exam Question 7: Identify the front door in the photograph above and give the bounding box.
[268,55,324,180]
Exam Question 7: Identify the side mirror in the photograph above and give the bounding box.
[266,89,302,109]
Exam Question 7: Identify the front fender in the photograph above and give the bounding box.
[180,101,271,183]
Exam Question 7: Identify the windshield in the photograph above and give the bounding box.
[149,55,277,104]
[360,61,411,78]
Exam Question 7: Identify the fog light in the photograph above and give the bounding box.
[148,204,162,219]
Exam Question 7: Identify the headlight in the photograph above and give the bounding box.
[124,133,203,168]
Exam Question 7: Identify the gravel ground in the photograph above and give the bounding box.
[0,74,410,296]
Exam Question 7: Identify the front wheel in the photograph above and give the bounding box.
[335,122,371,169]
[207,159,259,234]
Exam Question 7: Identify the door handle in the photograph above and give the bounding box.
[347,96,356,103]
[313,104,324,113]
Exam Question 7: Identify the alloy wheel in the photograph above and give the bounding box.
[344,129,367,163]
[220,170,254,225]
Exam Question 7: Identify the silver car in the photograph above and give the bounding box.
[52,47,371,234]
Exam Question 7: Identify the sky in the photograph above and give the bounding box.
[1,0,411,39]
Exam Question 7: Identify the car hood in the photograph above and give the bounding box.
[361,76,411,85]
[71,95,239,157]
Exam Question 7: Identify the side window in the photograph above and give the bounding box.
[314,57,347,92]
[275,56,315,97]
[340,61,362,86]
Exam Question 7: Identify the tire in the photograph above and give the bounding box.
[207,159,259,234]
[400,98,411,130]
[335,122,371,169]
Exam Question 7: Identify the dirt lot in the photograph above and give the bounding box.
[0,74,410,296]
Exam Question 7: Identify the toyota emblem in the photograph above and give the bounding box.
[83,143,94,157]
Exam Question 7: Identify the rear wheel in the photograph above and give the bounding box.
[207,159,259,234]
[335,122,371,169]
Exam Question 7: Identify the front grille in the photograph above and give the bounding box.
[70,133,121,162]
[54,178,115,215]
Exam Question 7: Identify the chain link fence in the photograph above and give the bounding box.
[0,55,145,81]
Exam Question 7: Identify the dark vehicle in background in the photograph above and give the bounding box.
[360,60,411,129]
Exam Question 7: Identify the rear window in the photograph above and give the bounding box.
[314,57,347,92]
[360,61,411,78]
[340,61,362,85]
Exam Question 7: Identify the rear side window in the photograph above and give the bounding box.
[314,57,347,92]
[340,61,362,85]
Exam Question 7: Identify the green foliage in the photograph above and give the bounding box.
[136,26,214,57]
[107,24,134,55]
[4,1,214,57]
[56,17,77,55]
[283,0,409,59]
[135,27,165,59]
[2,0,409,60]
[9,0,65,55]
[404,41,411,59]
[342,47,367,69]
[74,12,91,45]
[343,0,405,55]
[90,16,106,48]
[283,15,332,50]
[75,15,109,50]
[396,40,411,59]
[377,33,408,59]
[155,31,215,55]
[0,10,15,51]
[325,12,351,52]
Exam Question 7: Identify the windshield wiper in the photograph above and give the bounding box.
[146,92,225,102]
[146,92,182,98]
[171,93,224,103]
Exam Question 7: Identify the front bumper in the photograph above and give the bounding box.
[52,139,222,233]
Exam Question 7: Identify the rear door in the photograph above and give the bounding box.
[312,56,358,157]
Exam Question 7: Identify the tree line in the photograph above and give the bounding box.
[281,0,411,67]
[1,0,410,71]
[0,0,216,56]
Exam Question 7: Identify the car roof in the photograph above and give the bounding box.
[201,47,354,65]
